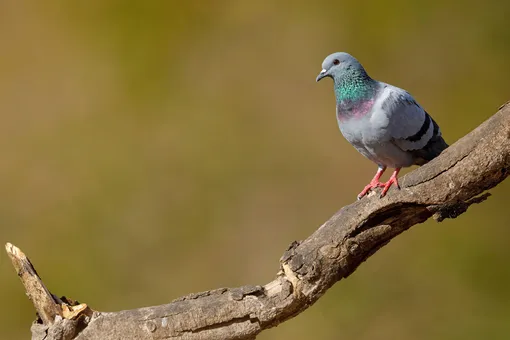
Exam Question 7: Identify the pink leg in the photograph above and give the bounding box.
[380,168,401,198]
[357,166,386,200]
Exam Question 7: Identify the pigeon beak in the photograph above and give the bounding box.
[316,69,328,82]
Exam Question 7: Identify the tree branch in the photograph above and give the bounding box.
[7,102,510,340]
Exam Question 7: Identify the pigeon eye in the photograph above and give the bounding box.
[333,59,340,65]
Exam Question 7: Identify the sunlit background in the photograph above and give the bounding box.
[1,1,509,339]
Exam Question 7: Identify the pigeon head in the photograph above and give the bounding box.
[316,52,368,82]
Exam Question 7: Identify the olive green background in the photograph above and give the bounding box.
[1,1,509,339]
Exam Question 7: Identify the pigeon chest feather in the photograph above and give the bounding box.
[337,103,387,153]
[336,99,375,123]
[337,112,373,147]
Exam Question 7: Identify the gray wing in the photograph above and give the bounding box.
[373,85,448,165]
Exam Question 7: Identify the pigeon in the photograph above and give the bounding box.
[316,52,448,199]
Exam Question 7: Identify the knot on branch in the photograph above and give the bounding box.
[430,193,492,222]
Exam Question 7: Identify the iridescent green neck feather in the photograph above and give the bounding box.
[332,67,379,121]
[333,69,377,104]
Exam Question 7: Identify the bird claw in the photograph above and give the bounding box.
[357,181,385,199]
[358,168,401,199]
[379,176,400,198]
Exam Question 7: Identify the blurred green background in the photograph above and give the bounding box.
[1,1,509,339]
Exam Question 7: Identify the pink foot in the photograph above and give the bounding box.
[357,167,386,200]
[380,168,401,197]
[357,180,385,199]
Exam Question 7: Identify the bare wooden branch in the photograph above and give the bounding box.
[5,243,62,325]
[7,102,510,340]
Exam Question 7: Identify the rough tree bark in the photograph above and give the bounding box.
[6,102,510,340]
